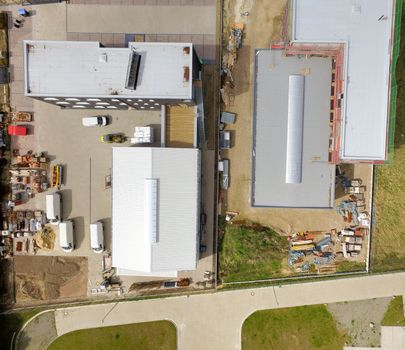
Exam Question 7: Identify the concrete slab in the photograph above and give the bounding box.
[66,5,216,34]
[381,326,405,350]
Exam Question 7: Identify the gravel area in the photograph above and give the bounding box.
[327,297,392,347]
[18,310,57,350]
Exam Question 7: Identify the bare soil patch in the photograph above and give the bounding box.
[14,256,88,303]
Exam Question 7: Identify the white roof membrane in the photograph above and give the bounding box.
[24,40,194,99]
[112,147,200,275]
[292,0,394,161]
[286,75,305,184]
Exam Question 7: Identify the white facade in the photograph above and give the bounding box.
[24,40,199,110]
[112,147,200,276]
[292,0,395,161]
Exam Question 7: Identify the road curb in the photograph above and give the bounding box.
[13,309,56,350]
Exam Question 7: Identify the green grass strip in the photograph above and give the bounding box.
[387,0,404,162]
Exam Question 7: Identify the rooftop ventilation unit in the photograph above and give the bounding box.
[285,74,305,184]
[125,50,141,90]
[144,178,158,244]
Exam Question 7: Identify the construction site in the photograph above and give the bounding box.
[218,0,396,280]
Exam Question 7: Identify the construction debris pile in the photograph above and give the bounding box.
[127,278,192,295]
[288,226,368,274]
[5,210,47,256]
[9,151,49,205]
[336,175,369,226]
[221,23,244,106]
[33,225,56,251]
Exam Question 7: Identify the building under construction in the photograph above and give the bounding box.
[251,0,396,208]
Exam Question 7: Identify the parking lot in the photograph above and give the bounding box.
[5,1,218,300]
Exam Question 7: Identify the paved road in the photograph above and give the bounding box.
[16,273,404,350]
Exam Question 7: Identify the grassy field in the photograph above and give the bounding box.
[0,308,41,350]
[393,0,405,148]
[336,261,366,273]
[48,321,176,350]
[371,146,405,271]
[218,222,289,283]
[242,305,347,350]
[381,296,405,326]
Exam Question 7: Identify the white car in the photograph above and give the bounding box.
[82,116,109,127]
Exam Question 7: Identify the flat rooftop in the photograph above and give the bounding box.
[292,0,394,161]
[24,40,193,99]
[251,50,335,208]
[112,147,200,276]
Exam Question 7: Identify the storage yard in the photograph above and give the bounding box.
[217,0,391,281]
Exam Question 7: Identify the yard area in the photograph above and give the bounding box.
[371,147,405,271]
[218,220,369,284]
[48,321,177,350]
[218,221,289,283]
[242,305,347,350]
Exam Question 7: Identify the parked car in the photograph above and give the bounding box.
[8,125,27,136]
[82,116,109,127]
[100,133,126,143]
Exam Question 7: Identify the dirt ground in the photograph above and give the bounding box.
[221,0,374,236]
[202,64,218,151]
[327,297,392,347]
[14,256,87,303]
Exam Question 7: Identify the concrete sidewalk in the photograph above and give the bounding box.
[52,273,405,350]
[67,5,216,34]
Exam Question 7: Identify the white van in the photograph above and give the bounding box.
[59,220,74,252]
[90,222,104,253]
[82,116,108,127]
[46,193,61,225]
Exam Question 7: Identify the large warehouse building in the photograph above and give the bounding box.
[291,0,394,163]
[23,40,201,110]
[252,50,335,208]
[251,0,396,208]
[112,147,200,277]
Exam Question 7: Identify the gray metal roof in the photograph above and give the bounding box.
[251,50,335,208]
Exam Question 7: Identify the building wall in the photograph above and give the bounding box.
[34,96,194,110]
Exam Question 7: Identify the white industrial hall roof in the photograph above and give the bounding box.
[23,40,194,100]
[112,147,200,276]
[292,0,395,161]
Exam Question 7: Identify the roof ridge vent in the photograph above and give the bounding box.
[125,49,141,90]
